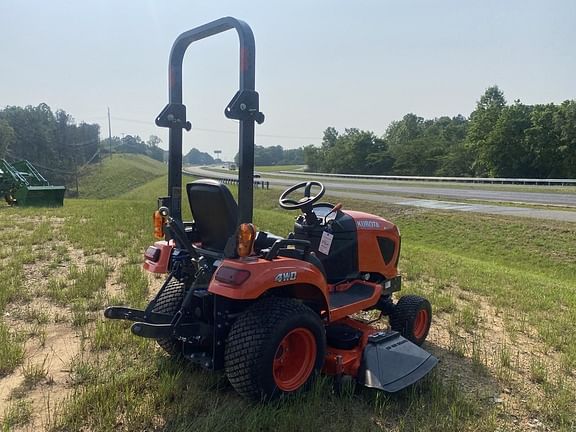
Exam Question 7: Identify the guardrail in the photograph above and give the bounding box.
[220,178,270,190]
[277,171,576,186]
[183,170,270,189]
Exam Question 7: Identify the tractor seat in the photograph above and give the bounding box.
[186,179,283,255]
[186,179,238,252]
[254,231,284,251]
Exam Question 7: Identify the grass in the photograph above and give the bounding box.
[78,154,166,199]
[0,154,575,431]
[0,322,24,376]
[52,355,492,432]
[1,399,32,429]
[205,164,306,174]
[21,356,49,388]
[256,164,306,172]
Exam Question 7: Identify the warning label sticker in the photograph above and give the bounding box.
[318,231,334,255]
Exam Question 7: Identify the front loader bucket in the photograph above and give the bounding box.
[14,185,66,207]
[359,331,438,392]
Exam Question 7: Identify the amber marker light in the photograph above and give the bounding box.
[153,210,164,239]
[236,223,256,257]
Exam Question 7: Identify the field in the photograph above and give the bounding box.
[0,155,575,431]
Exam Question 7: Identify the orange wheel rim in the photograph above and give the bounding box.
[413,309,429,340]
[273,328,317,392]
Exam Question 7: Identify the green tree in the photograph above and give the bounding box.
[147,135,162,148]
[303,145,322,172]
[304,128,387,174]
[524,104,560,178]
[0,120,15,158]
[467,86,507,175]
[486,102,533,177]
[282,148,304,165]
[554,100,576,177]
[183,148,214,165]
[145,135,165,161]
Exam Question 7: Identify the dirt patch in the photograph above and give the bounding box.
[0,229,128,431]
[426,287,575,431]
[359,282,574,431]
[0,323,81,431]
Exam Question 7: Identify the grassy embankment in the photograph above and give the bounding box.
[0,154,574,431]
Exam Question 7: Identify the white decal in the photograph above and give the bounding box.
[356,220,381,229]
[275,271,297,283]
[318,231,334,255]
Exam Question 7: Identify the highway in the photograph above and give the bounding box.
[183,166,576,223]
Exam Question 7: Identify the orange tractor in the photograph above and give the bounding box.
[104,17,437,400]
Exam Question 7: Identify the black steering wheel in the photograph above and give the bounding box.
[279,181,325,210]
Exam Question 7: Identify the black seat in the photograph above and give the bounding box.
[186,179,238,252]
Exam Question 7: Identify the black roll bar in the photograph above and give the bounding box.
[155,17,264,223]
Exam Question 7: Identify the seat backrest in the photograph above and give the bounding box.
[186,180,238,251]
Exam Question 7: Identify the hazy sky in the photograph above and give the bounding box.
[1,0,575,160]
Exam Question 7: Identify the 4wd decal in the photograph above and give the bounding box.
[274,271,297,283]
[356,220,381,229]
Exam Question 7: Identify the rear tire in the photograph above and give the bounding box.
[151,279,185,356]
[225,297,325,400]
[389,295,432,346]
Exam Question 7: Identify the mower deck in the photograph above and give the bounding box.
[359,331,438,392]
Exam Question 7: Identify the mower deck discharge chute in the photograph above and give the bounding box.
[0,159,65,206]
[104,16,437,400]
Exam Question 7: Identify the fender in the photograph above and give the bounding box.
[209,256,329,306]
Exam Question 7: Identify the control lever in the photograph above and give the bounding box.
[158,207,199,259]
[324,203,342,223]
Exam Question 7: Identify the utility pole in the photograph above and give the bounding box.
[107,107,112,158]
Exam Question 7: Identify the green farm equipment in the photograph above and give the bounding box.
[0,159,65,207]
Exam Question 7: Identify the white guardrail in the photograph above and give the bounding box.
[277,171,576,186]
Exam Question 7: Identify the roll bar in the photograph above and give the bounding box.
[155,17,264,223]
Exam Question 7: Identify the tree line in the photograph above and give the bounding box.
[1,87,574,185]
[0,104,169,186]
[0,104,100,185]
[234,145,304,166]
[105,134,165,162]
[304,87,576,178]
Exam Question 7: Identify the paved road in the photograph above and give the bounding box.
[183,166,576,223]
[266,172,576,207]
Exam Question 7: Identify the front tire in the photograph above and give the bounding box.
[225,297,325,400]
[151,279,185,356]
[389,295,432,346]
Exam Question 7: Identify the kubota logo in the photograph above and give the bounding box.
[275,271,297,283]
[357,220,381,229]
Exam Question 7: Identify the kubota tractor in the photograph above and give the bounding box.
[104,17,437,400]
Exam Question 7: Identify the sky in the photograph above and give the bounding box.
[1,0,575,161]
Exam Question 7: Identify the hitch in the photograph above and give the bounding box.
[131,321,212,340]
[104,306,172,324]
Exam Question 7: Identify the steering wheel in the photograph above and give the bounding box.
[279,181,325,210]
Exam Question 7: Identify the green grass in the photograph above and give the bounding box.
[0,322,24,377]
[256,164,306,172]
[52,353,492,432]
[21,356,49,389]
[78,154,167,199]
[1,399,32,429]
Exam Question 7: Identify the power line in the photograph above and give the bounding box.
[110,116,322,141]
